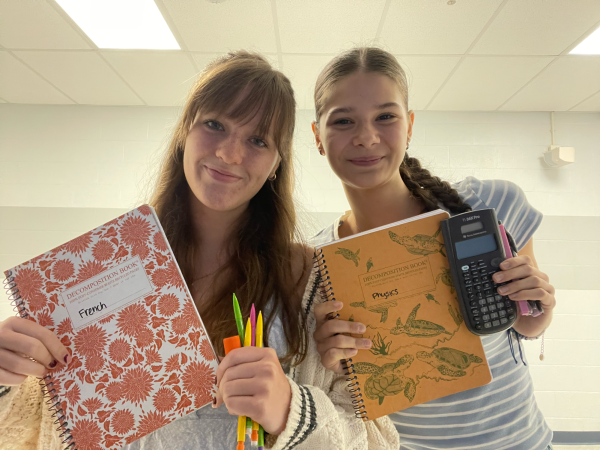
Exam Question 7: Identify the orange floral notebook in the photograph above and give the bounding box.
[3,205,217,450]
[315,209,491,421]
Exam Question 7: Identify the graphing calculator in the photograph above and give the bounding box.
[441,209,517,335]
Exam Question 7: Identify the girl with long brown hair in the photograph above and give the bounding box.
[311,47,557,450]
[0,51,399,450]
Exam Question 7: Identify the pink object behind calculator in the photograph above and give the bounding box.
[498,225,530,316]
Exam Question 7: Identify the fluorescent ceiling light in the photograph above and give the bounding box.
[570,26,600,55]
[56,0,180,50]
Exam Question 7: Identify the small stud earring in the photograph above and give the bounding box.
[268,173,277,181]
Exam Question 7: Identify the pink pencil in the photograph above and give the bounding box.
[250,304,256,347]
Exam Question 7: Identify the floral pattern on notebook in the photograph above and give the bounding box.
[6,206,217,450]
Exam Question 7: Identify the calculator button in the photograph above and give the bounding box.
[497,302,505,310]
[466,287,473,293]
[505,300,512,307]
[481,306,489,313]
[489,304,497,312]
[487,297,495,304]
[506,307,515,315]
[500,318,508,325]
[470,301,478,307]
[499,310,507,317]
[471,271,478,277]
[465,280,472,286]
[483,282,491,289]
[475,325,482,330]
[462,265,469,272]
[492,320,500,327]
[477,292,484,300]
[473,277,480,284]
[478,261,486,267]
[495,295,503,301]
[481,275,489,281]
[490,312,499,319]
[463,273,471,280]
[480,268,487,274]
[484,289,492,296]
[468,294,475,300]
[472,310,480,317]
[479,299,486,306]
[475,284,482,291]
[508,314,516,320]
[484,322,492,329]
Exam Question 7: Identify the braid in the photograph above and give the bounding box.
[400,153,471,214]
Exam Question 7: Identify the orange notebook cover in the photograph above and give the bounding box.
[315,209,491,421]
[3,205,217,450]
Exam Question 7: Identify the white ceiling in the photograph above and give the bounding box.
[0,0,599,111]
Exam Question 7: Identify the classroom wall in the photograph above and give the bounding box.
[1,104,598,431]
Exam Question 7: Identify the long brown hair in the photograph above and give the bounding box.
[314,47,471,214]
[149,51,306,363]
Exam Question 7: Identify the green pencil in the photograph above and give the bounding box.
[232,293,245,345]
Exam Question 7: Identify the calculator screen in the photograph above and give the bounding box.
[455,234,497,260]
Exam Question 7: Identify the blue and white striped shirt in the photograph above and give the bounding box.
[311,177,552,450]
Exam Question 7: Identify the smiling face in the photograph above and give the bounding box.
[314,71,414,190]
[183,105,281,213]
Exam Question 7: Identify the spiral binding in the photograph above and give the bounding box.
[3,270,76,449]
[314,249,368,421]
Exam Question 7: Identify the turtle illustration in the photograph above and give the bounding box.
[416,347,483,377]
[391,304,451,337]
[425,293,439,305]
[389,227,446,257]
[366,257,374,273]
[350,299,398,323]
[353,354,416,405]
[436,268,455,293]
[335,247,360,267]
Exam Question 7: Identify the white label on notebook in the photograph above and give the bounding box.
[60,256,152,330]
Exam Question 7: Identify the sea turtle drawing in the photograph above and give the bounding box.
[390,304,451,337]
[335,247,360,267]
[353,354,417,405]
[350,299,398,323]
[416,347,483,377]
[436,268,455,294]
[389,227,446,257]
[366,257,374,273]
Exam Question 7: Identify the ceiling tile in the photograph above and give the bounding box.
[571,90,600,111]
[471,0,600,55]
[501,56,600,111]
[102,51,197,106]
[277,0,385,54]
[0,0,90,49]
[162,0,277,53]
[280,54,335,110]
[429,56,553,111]
[380,0,503,54]
[13,51,143,105]
[395,56,461,110]
[0,51,73,104]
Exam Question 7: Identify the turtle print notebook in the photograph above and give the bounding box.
[3,206,218,450]
[314,209,491,421]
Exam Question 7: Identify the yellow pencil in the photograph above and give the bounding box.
[251,312,263,446]
[236,318,253,450]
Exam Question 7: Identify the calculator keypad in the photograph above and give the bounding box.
[461,259,515,332]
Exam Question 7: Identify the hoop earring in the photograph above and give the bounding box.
[268,173,277,181]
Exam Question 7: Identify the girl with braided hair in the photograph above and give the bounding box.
[310,47,557,450]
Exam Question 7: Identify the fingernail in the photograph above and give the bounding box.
[494,273,504,282]
[500,261,510,269]
[361,339,372,349]
[214,375,217,385]
[63,354,70,364]
[333,301,343,309]
[356,324,366,333]
[49,360,57,368]
[212,396,217,408]
[498,286,507,294]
